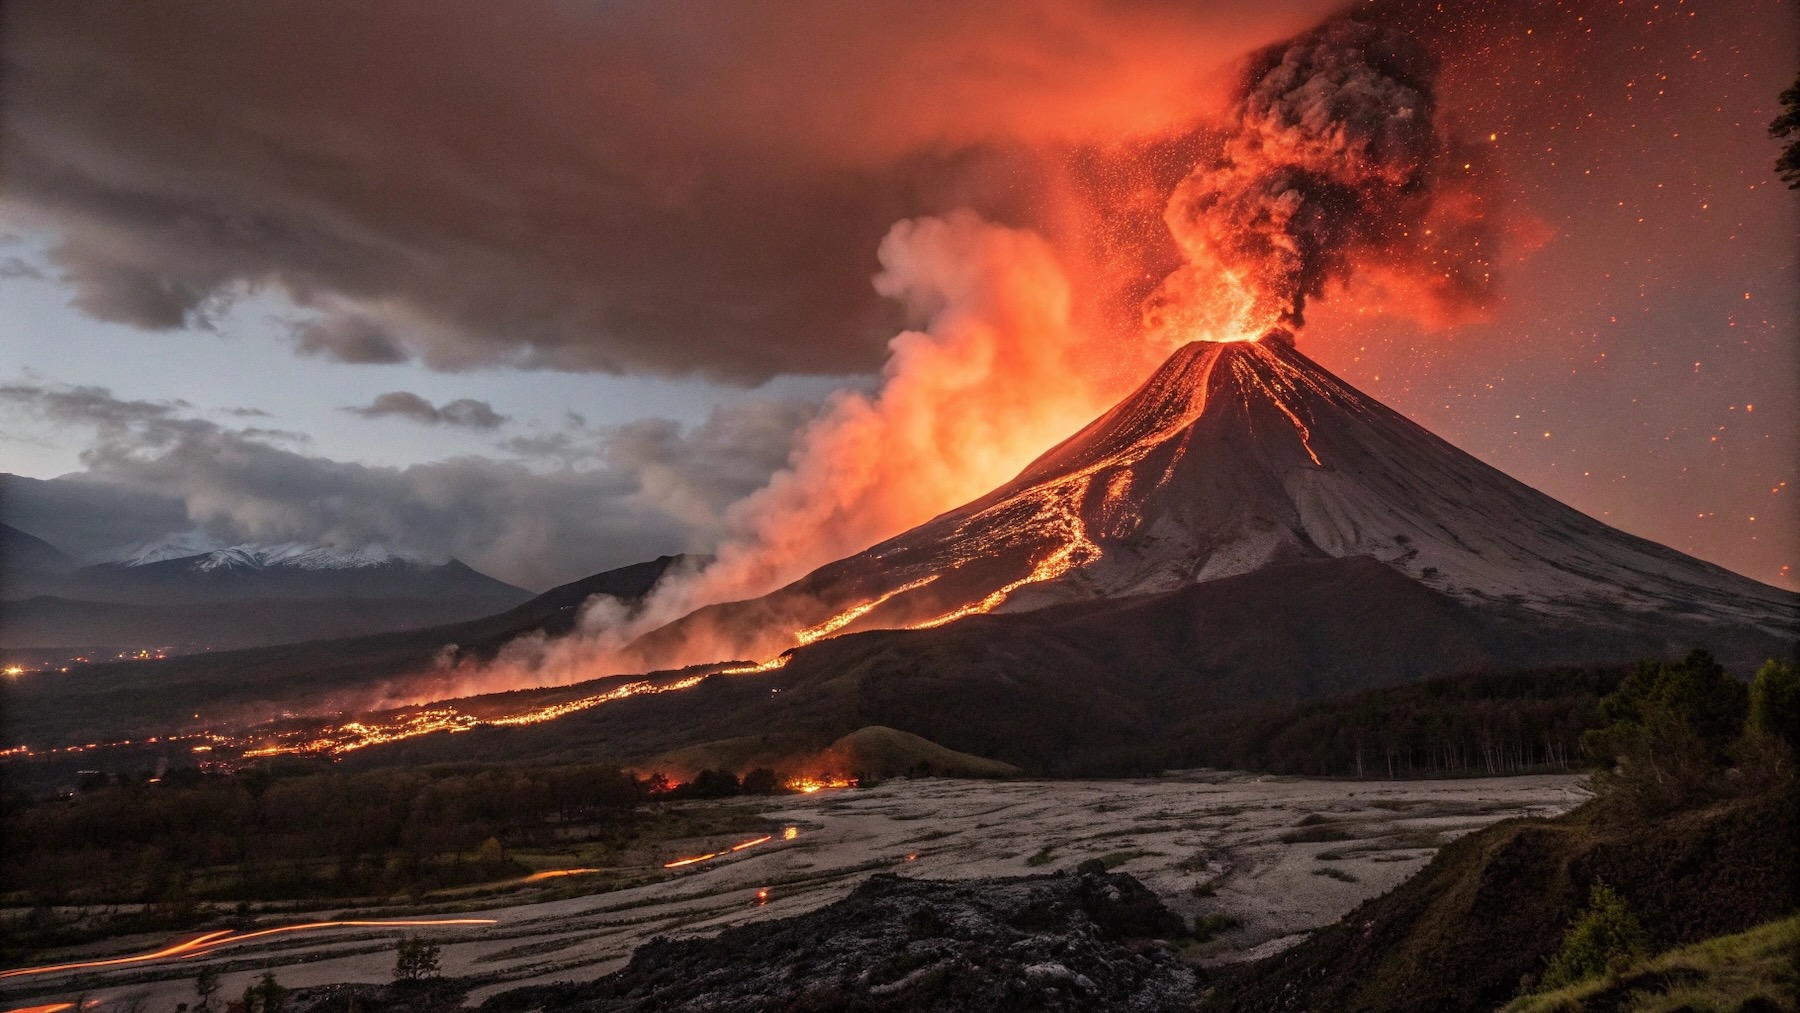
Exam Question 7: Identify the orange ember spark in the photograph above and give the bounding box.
[523,868,600,881]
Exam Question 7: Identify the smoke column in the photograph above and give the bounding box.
[1146,16,1497,343]
[412,12,1511,698]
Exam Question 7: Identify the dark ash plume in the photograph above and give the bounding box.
[1154,16,1495,335]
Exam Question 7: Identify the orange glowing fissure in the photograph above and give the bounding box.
[242,674,712,759]
[0,920,495,980]
[793,575,941,646]
[663,822,813,869]
[522,868,599,881]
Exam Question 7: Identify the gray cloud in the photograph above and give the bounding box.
[0,1,1334,383]
[346,391,510,429]
[0,382,815,588]
[0,255,45,280]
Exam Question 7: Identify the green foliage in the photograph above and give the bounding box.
[1538,882,1649,992]
[1748,659,1800,755]
[193,965,222,1013]
[1,761,643,906]
[1583,651,1750,809]
[739,767,782,795]
[1773,71,1800,189]
[1191,912,1243,942]
[668,769,740,799]
[1596,651,1747,749]
[1508,914,1800,1012]
[394,936,442,983]
[1173,665,1624,779]
[243,971,288,1013]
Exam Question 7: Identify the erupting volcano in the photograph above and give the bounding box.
[626,332,1793,672]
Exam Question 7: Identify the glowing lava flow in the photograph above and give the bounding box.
[718,654,792,675]
[523,868,599,881]
[1230,343,1325,466]
[663,833,778,869]
[909,489,1100,630]
[786,775,857,793]
[794,575,940,646]
[243,675,711,758]
[0,920,495,980]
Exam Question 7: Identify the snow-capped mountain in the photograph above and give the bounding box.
[628,336,1795,669]
[104,535,428,572]
[3,533,532,650]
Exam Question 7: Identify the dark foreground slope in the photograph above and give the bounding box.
[484,866,1193,1013]
[3,556,690,745]
[1198,780,1800,1013]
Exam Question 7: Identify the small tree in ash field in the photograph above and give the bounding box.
[394,935,443,983]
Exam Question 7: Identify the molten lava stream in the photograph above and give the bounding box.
[0,920,496,980]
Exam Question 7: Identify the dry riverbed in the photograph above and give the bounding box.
[0,771,1586,1010]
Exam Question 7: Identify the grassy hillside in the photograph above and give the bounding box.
[1504,914,1799,1012]
[1198,654,1800,1013]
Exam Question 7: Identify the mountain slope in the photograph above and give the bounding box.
[632,338,1793,669]
[37,550,528,606]
[3,555,693,745]
[0,523,74,596]
[1,537,534,650]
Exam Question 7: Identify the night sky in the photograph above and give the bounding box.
[1,0,1794,592]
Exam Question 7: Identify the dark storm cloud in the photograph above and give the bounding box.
[345,392,510,430]
[0,0,1337,382]
[0,472,190,560]
[0,382,816,587]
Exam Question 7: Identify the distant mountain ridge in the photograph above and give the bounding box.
[0,525,531,651]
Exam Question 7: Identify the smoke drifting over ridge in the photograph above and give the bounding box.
[423,10,1527,697]
[1148,15,1499,342]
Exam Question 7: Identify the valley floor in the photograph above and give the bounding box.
[0,771,1587,1010]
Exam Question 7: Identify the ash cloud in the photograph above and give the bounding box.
[1148,16,1500,339]
[1,0,1338,382]
[345,392,509,430]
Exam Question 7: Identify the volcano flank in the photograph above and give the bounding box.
[630,336,1794,674]
[11,336,1792,763]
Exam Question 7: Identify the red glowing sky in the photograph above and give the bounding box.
[0,0,1793,591]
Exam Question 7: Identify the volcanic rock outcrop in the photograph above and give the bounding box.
[483,866,1195,1012]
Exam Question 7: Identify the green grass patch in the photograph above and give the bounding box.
[1504,914,1800,1012]
[1192,912,1245,943]
[1025,846,1057,867]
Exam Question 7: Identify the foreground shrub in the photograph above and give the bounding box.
[1584,650,1750,809]
[1538,882,1649,991]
